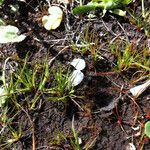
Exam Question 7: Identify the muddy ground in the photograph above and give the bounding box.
[0,0,150,150]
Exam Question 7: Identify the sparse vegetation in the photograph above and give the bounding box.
[0,0,149,149]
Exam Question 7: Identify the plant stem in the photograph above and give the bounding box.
[80,0,82,6]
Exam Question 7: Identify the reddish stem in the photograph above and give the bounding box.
[96,71,116,75]
[115,105,122,125]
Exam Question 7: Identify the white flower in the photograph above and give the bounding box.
[69,58,86,86]
[42,6,63,30]
[130,80,150,98]
[70,58,86,70]
[126,143,136,150]
[48,6,63,16]
[42,14,62,30]
[70,70,84,86]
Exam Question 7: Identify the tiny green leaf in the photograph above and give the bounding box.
[122,0,133,5]
[145,121,150,138]
[73,5,97,15]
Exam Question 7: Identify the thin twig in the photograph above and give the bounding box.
[116,20,129,42]
[70,97,84,111]
[18,105,36,150]
[101,19,117,36]
[48,46,69,65]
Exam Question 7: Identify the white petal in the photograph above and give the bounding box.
[78,137,82,145]
[42,15,50,30]
[2,25,19,33]
[130,80,150,98]
[131,126,140,131]
[70,58,86,70]
[70,70,84,86]
[48,6,63,16]
[57,0,71,4]
[42,6,63,31]
[12,34,26,42]
[0,25,26,43]
[42,14,62,30]
[148,38,150,49]
[126,143,136,150]
[0,86,8,107]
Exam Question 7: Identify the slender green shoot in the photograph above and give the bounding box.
[71,115,82,150]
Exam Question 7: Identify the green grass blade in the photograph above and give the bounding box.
[145,121,150,138]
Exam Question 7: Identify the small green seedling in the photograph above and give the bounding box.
[49,67,75,102]
[73,0,133,16]
[71,115,82,150]
[145,121,150,138]
[5,125,22,147]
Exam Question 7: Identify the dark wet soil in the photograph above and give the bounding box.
[0,0,150,150]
